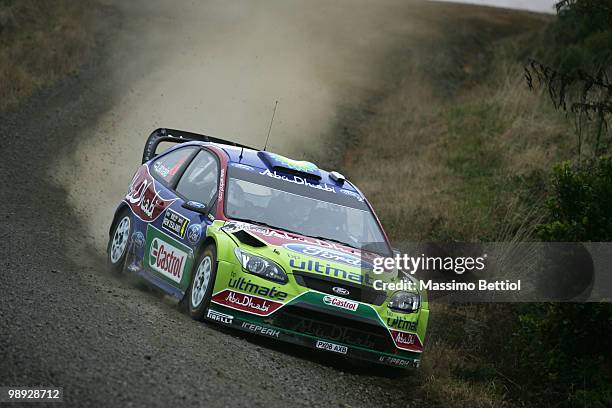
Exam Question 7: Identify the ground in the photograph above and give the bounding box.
[0,1,553,407]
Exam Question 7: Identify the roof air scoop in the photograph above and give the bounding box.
[258,151,321,180]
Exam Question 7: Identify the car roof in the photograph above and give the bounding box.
[169,141,357,195]
[222,145,362,192]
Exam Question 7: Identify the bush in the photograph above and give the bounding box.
[552,0,612,73]
[538,157,612,241]
[513,303,612,407]
[511,156,612,407]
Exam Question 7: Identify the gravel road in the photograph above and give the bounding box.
[0,1,543,406]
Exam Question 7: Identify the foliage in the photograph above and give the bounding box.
[524,0,612,159]
[538,156,612,241]
[513,303,612,407]
[517,3,612,407]
[554,0,612,73]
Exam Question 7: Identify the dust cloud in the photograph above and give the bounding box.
[52,0,437,251]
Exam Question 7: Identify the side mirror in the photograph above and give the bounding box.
[182,200,207,214]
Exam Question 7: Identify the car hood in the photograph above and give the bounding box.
[220,220,397,286]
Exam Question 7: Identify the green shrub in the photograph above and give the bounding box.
[512,156,612,406]
[513,303,612,407]
[539,157,612,241]
[552,0,612,73]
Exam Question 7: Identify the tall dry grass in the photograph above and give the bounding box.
[342,33,572,243]
[335,15,574,408]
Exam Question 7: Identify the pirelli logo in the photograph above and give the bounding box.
[207,309,233,324]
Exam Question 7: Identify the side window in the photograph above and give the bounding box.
[176,150,219,205]
[151,147,196,186]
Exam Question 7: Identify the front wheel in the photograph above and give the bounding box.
[107,210,132,273]
[187,245,218,321]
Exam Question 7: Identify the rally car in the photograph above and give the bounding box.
[107,128,429,368]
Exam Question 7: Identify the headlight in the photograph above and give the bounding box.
[234,247,288,284]
[388,291,420,313]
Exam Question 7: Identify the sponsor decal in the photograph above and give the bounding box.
[186,224,202,245]
[339,189,364,202]
[217,167,226,206]
[149,238,187,283]
[315,340,348,354]
[153,161,171,178]
[221,221,272,235]
[259,169,335,193]
[241,322,280,338]
[162,208,190,238]
[228,277,288,300]
[386,316,418,331]
[378,355,418,367]
[332,286,350,296]
[207,309,233,324]
[145,225,193,285]
[211,289,284,316]
[132,231,145,248]
[283,243,370,269]
[389,329,423,352]
[125,166,176,222]
[323,295,359,312]
[290,258,372,285]
[207,213,215,222]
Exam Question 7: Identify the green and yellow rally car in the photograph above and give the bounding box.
[108,128,428,368]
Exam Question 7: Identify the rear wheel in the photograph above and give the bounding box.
[187,245,218,321]
[107,209,132,273]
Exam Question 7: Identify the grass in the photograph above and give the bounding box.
[316,5,579,407]
[0,0,95,112]
[339,29,572,243]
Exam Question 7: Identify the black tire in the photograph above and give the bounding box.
[107,209,133,274]
[186,244,218,321]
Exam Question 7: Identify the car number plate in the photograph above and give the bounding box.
[316,340,348,354]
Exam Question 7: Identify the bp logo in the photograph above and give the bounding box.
[149,237,187,283]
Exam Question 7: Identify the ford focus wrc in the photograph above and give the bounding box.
[108,128,429,368]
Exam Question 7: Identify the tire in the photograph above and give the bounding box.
[186,245,218,321]
[107,209,132,274]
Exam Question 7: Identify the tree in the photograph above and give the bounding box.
[524,0,612,160]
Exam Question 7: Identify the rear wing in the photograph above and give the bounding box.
[142,128,257,163]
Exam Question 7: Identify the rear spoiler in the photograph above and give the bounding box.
[142,128,257,163]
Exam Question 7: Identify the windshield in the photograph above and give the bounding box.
[224,165,389,254]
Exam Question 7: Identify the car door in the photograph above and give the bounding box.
[146,147,220,295]
[143,146,198,296]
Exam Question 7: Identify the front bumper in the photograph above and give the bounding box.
[207,259,425,368]
[207,256,427,368]
[206,302,421,368]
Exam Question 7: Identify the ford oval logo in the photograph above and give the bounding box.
[332,287,350,296]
